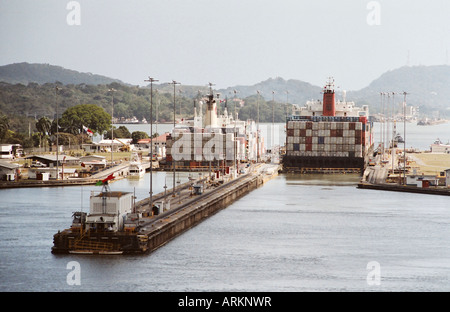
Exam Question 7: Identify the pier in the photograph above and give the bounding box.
[0,160,151,189]
[357,181,450,196]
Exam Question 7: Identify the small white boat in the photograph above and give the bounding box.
[128,153,145,178]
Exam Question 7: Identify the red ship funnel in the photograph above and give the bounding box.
[322,78,336,117]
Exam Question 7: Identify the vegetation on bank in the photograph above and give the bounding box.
[0,81,290,147]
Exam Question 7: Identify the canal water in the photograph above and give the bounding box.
[0,122,449,292]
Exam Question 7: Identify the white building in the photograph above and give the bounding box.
[0,161,21,181]
[86,190,133,232]
[0,144,22,159]
[430,139,450,154]
[28,167,78,180]
[406,174,439,187]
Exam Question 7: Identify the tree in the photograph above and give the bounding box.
[0,113,9,141]
[104,125,131,139]
[59,104,111,135]
[131,131,149,144]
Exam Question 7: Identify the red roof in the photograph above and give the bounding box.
[137,133,168,144]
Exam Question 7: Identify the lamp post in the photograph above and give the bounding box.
[285,90,289,121]
[256,90,261,163]
[55,85,60,180]
[108,88,116,165]
[234,89,238,175]
[403,91,408,185]
[144,77,158,210]
[272,90,275,158]
[170,80,180,196]
[208,82,215,178]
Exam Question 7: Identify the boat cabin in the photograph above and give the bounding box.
[86,190,133,232]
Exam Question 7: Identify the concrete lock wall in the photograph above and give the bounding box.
[145,175,261,253]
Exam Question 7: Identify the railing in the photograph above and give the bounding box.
[70,230,115,252]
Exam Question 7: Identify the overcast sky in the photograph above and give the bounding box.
[1,0,449,90]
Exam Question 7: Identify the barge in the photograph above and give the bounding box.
[282,78,373,173]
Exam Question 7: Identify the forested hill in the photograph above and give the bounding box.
[1,62,450,120]
[347,65,450,116]
[0,62,124,85]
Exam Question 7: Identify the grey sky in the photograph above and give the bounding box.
[1,0,449,90]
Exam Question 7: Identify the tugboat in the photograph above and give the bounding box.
[51,174,149,254]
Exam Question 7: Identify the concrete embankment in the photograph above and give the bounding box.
[357,182,450,196]
[0,162,130,189]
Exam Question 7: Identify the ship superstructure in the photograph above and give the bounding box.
[165,92,263,173]
[283,78,373,173]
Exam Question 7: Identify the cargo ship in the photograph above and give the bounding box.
[282,78,373,173]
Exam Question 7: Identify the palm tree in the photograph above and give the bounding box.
[35,116,52,150]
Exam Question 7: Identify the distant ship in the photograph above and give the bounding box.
[282,78,373,173]
[417,118,447,126]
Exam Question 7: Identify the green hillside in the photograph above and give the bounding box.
[0,62,124,85]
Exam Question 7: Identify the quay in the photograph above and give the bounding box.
[0,161,138,189]
[358,154,450,196]
[51,163,281,255]
[357,182,450,196]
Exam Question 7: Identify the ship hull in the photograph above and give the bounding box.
[282,155,366,173]
[51,230,148,254]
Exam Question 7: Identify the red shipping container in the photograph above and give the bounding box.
[300,129,307,137]
[306,136,313,144]
[306,122,313,129]
[331,129,337,137]
[306,143,312,151]
[349,122,356,130]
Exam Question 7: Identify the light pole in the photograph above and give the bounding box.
[272,90,275,158]
[234,89,238,175]
[144,77,158,210]
[379,92,383,158]
[55,85,60,180]
[208,82,215,178]
[285,90,289,121]
[256,90,261,163]
[170,80,180,196]
[108,88,116,165]
[403,91,408,185]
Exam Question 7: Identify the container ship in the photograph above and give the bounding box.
[282,78,373,173]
